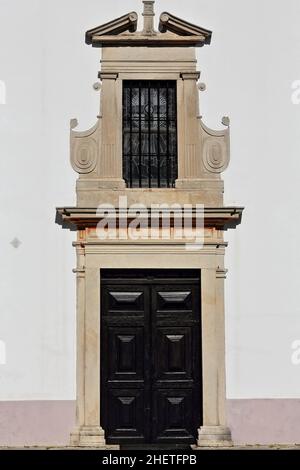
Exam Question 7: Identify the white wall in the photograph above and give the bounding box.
[0,0,299,400]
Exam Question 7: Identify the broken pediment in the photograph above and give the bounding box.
[85,2,212,48]
[85,12,138,45]
[159,12,212,44]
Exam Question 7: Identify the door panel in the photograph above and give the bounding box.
[153,389,195,442]
[106,389,146,440]
[154,327,192,381]
[101,270,201,445]
[107,327,144,381]
[104,285,147,313]
[156,290,193,311]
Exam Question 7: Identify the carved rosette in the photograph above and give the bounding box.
[70,119,99,174]
[200,118,230,174]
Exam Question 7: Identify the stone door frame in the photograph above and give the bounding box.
[70,238,232,448]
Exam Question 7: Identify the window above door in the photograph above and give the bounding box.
[123,80,178,188]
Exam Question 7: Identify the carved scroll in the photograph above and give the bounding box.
[200,117,230,174]
[70,119,100,174]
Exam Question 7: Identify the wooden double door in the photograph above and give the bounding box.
[101,269,202,445]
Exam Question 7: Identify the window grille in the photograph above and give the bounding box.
[123,80,178,188]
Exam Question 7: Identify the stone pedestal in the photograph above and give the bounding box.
[197,425,233,447]
[71,425,119,449]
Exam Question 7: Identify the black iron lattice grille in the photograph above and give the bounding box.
[123,80,178,188]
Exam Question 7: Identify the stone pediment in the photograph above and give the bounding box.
[85,12,138,45]
[85,3,212,48]
[159,12,211,44]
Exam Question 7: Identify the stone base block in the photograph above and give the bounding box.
[196,426,233,447]
[70,426,119,449]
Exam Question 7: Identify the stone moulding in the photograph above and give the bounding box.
[56,207,243,231]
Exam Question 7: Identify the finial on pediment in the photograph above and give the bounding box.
[142,1,155,35]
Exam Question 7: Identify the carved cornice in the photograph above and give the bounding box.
[181,72,201,80]
[89,35,210,47]
[56,207,244,231]
[98,72,118,80]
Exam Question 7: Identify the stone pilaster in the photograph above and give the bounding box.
[196,267,233,447]
[176,72,203,188]
[70,237,86,446]
[98,72,125,189]
[70,252,118,448]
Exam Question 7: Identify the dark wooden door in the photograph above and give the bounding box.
[101,269,202,445]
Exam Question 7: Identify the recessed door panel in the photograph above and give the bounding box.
[107,327,144,381]
[103,286,146,313]
[156,290,193,311]
[106,389,146,441]
[154,327,192,381]
[153,389,195,442]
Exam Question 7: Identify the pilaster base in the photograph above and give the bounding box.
[70,426,119,449]
[196,426,233,447]
[70,427,80,446]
